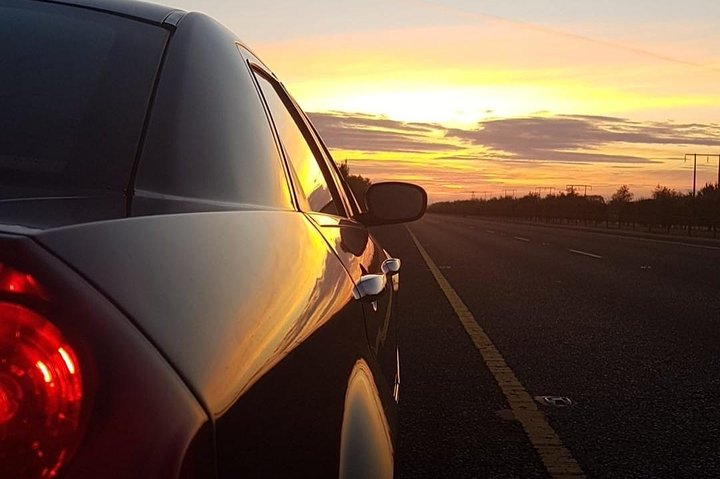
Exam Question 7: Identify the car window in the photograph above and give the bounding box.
[254,74,339,215]
[0,0,167,193]
[134,24,294,211]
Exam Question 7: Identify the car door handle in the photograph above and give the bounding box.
[381,258,401,275]
[353,273,387,301]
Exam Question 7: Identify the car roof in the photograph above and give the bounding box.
[34,0,185,25]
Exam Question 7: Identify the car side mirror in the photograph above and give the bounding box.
[359,182,427,226]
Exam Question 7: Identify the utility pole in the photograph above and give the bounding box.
[682,153,720,237]
[473,191,493,200]
[684,154,699,197]
[566,184,592,196]
[535,187,555,196]
[686,153,720,190]
[503,189,516,198]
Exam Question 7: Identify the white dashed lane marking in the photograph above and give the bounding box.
[568,249,603,259]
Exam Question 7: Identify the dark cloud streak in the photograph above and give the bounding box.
[309,111,719,164]
[309,111,458,154]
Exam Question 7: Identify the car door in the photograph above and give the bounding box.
[188,49,392,477]
[247,61,400,407]
[304,128,401,407]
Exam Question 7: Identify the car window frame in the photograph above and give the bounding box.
[285,95,363,218]
[245,62,351,219]
[303,117,364,217]
[234,45,301,212]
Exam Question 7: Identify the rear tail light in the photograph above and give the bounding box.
[0,263,83,478]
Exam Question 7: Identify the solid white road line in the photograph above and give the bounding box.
[620,235,720,251]
[514,236,531,242]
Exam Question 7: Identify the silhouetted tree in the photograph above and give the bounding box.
[697,183,720,236]
[516,193,541,220]
[427,182,720,237]
[652,185,681,200]
[611,185,634,204]
[610,185,634,225]
[651,185,685,232]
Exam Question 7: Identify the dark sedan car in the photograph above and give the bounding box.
[0,1,426,477]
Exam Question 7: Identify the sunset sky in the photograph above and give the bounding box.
[167,0,719,202]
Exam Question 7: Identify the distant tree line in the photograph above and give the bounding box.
[429,184,720,238]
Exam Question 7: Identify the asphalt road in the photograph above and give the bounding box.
[372,213,720,479]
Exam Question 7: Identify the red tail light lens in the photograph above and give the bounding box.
[0,265,82,479]
[0,263,47,299]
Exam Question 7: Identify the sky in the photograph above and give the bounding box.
[165,0,719,202]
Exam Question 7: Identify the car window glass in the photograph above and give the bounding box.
[308,122,362,216]
[0,0,167,193]
[255,74,337,215]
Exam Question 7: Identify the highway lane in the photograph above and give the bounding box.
[433,215,720,294]
[373,214,720,478]
[375,219,549,478]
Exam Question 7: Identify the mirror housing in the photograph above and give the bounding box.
[358,182,427,226]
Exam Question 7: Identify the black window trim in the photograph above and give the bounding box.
[238,52,302,212]
[246,63,351,219]
[284,93,360,218]
[303,116,363,217]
